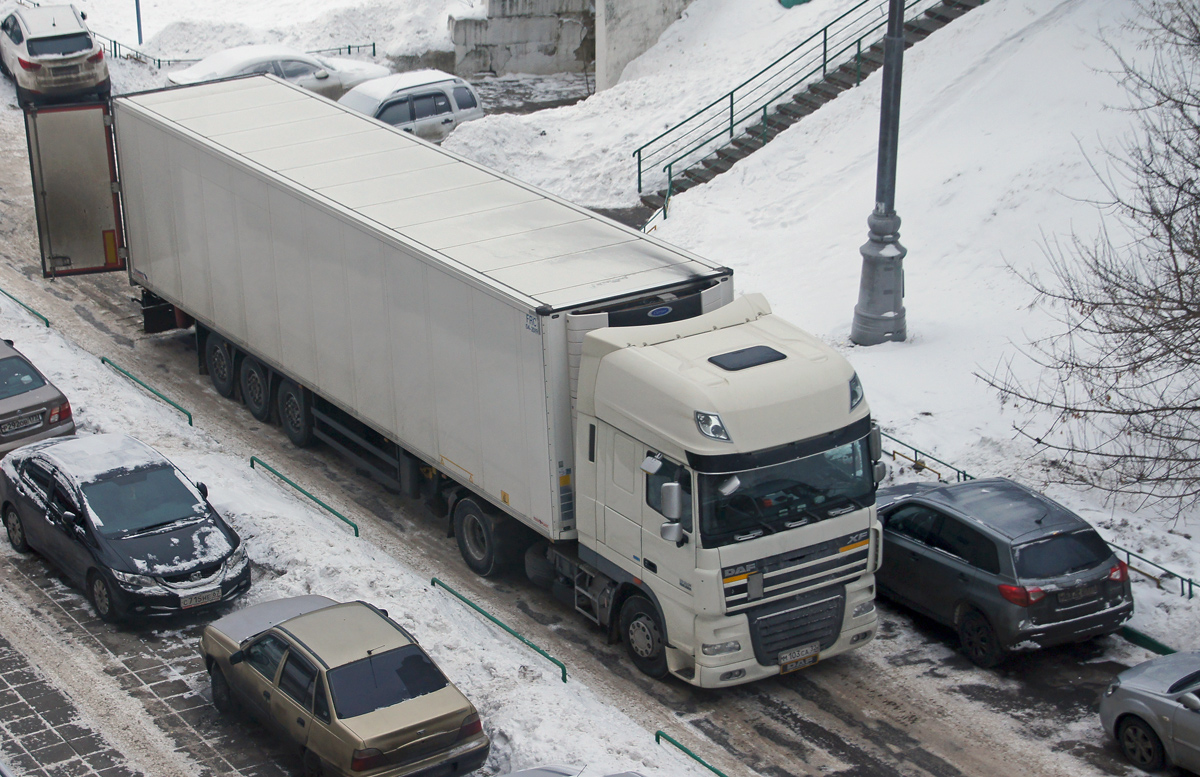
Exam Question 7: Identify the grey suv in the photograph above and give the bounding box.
[877,478,1133,667]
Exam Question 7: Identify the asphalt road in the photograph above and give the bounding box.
[0,101,1158,777]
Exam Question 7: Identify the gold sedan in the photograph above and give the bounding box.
[200,595,490,777]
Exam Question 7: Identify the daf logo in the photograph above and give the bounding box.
[723,562,758,577]
[648,306,673,318]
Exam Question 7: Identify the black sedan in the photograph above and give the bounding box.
[1,433,250,622]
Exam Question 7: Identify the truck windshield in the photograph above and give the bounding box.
[698,437,872,548]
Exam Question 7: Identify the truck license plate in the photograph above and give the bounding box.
[1058,584,1098,604]
[779,641,820,673]
[180,588,221,609]
[0,415,39,434]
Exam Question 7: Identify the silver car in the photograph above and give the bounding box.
[0,4,109,104]
[0,339,74,454]
[338,70,485,143]
[167,44,389,100]
[1100,651,1200,772]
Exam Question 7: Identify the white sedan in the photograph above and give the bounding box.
[167,44,389,99]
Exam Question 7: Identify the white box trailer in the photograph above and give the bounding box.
[24,76,885,688]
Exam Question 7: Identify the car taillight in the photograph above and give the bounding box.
[457,712,482,740]
[18,57,41,71]
[350,748,385,772]
[87,49,104,62]
[1109,560,1129,582]
[998,584,1045,607]
[48,401,71,424]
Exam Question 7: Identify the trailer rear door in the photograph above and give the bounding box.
[24,102,126,277]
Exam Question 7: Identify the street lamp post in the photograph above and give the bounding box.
[850,0,907,345]
[135,0,143,45]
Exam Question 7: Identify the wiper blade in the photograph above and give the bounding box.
[122,516,196,537]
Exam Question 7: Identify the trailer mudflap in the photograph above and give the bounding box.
[24,101,126,278]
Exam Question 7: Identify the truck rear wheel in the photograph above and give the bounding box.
[239,358,272,422]
[620,596,669,679]
[277,379,314,447]
[205,335,236,398]
[454,497,511,577]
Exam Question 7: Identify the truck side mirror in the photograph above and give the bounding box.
[873,461,886,485]
[660,482,682,520]
[869,423,882,462]
[660,521,685,545]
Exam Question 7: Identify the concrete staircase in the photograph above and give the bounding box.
[639,0,986,211]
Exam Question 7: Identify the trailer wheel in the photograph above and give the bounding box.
[277,379,314,447]
[205,335,236,398]
[454,498,509,577]
[619,596,669,679]
[239,358,272,422]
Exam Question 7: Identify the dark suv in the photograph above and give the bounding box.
[877,478,1133,667]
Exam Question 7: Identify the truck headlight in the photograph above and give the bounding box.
[852,601,875,618]
[850,373,864,410]
[701,640,742,656]
[695,411,731,442]
[111,569,157,589]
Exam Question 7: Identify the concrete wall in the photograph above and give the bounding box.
[450,0,594,76]
[596,0,694,91]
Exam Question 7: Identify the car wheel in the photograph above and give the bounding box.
[205,334,236,398]
[4,505,28,553]
[276,379,314,447]
[454,498,504,577]
[1118,716,1166,771]
[619,596,669,679]
[239,357,272,422]
[88,572,122,624]
[209,664,235,714]
[957,609,1005,668]
[15,85,33,106]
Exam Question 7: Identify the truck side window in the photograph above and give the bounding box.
[646,454,693,532]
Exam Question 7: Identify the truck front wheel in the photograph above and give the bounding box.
[454,498,507,577]
[277,379,314,447]
[619,596,669,679]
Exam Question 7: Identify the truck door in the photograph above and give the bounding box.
[641,452,696,601]
[599,425,643,568]
[24,102,126,278]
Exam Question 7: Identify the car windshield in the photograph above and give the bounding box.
[27,32,92,57]
[0,356,45,400]
[1012,529,1112,578]
[327,644,449,719]
[80,465,204,537]
[698,437,873,548]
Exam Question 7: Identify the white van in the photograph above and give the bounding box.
[337,70,485,143]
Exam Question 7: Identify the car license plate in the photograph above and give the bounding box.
[0,415,40,434]
[779,641,820,673]
[1059,584,1098,604]
[52,65,80,75]
[180,588,221,609]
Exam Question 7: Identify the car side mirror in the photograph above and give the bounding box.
[314,69,329,80]
[79,10,87,19]
[1181,692,1200,712]
[196,482,208,499]
[62,510,78,525]
[228,650,244,666]
[660,482,682,520]
[660,520,685,546]
[2,339,12,346]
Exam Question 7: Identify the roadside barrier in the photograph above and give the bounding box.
[1121,626,1176,656]
[249,456,360,537]
[881,431,974,482]
[99,357,193,425]
[1107,541,1196,599]
[430,577,568,682]
[0,286,49,327]
[655,731,730,777]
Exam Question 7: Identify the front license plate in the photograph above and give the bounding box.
[180,588,221,609]
[1059,584,1099,604]
[779,641,820,674]
[1,415,40,434]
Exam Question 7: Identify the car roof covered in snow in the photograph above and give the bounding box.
[208,595,338,645]
[15,5,88,37]
[36,433,171,483]
[341,69,463,103]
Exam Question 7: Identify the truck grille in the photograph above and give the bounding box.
[722,529,869,614]
[747,585,846,665]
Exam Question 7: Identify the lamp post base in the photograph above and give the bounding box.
[850,211,907,345]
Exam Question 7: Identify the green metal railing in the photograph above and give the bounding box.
[93,33,376,70]
[1108,542,1196,599]
[0,287,49,326]
[99,357,193,425]
[632,0,941,197]
[249,456,359,536]
[881,431,974,482]
[655,731,729,777]
[430,578,567,682]
[1121,626,1176,655]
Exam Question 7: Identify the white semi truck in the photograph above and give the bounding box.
[24,76,883,687]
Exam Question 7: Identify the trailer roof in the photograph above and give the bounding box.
[117,77,725,311]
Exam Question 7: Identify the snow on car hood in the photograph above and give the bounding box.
[111,516,234,576]
[1118,651,1200,693]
